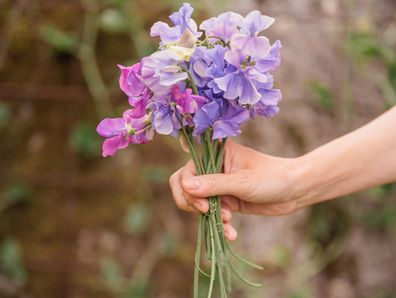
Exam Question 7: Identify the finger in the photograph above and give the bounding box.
[179,135,190,153]
[181,170,253,198]
[169,168,193,212]
[221,208,232,223]
[223,223,238,241]
[184,193,209,213]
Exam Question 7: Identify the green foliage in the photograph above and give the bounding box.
[308,202,350,246]
[363,205,396,229]
[101,257,125,291]
[0,238,27,285]
[69,123,101,158]
[309,81,334,111]
[4,183,31,205]
[364,184,396,229]
[121,280,150,298]
[348,32,383,60]
[348,30,396,108]
[100,8,128,34]
[40,24,78,54]
[160,232,179,254]
[268,245,291,268]
[288,290,310,298]
[0,102,11,128]
[123,203,151,235]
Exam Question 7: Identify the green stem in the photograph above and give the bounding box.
[229,262,263,288]
[194,215,205,298]
[207,217,216,298]
[226,243,264,270]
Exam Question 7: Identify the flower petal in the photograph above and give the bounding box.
[96,118,126,138]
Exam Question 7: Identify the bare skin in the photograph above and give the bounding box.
[169,107,396,241]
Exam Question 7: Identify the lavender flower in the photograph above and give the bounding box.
[150,2,201,45]
[193,98,249,139]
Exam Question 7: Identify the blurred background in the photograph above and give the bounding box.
[0,0,395,297]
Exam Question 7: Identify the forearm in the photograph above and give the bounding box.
[295,107,396,208]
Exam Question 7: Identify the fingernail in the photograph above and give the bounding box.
[183,178,201,190]
[193,201,205,213]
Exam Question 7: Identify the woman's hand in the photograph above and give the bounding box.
[169,107,396,241]
[169,141,302,241]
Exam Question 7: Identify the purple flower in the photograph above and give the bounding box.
[97,110,153,157]
[230,11,275,59]
[118,63,152,118]
[255,40,282,73]
[151,85,207,136]
[141,49,188,98]
[214,51,270,104]
[193,98,249,139]
[150,3,201,45]
[250,88,282,118]
[200,12,244,42]
[171,85,207,114]
[189,45,227,93]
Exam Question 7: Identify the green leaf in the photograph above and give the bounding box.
[40,24,77,54]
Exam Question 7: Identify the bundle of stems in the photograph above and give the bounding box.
[178,126,264,298]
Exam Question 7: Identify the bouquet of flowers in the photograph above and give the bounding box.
[97,3,281,297]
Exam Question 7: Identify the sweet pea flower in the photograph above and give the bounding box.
[189,45,227,93]
[150,3,201,45]
[151,85,207,136]
[193,98,250,139]
[97,110,153,157]
[118,63,152,118]
[214,50,270,105]
[230,10,275,59]
[141,49,188,97]
[200,12,244,42]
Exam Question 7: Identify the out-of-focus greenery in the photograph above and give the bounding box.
[309,81,334,111]
[348,29,396,108]
[0,238,27,286]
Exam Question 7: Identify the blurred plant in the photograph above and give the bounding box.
[287,290,311,298]
[69,122,102,158]
[348,29,396,108]
[363,184,396,229]
[0,183,31,213]
[39,24,78,54]
[309,81,334,112]
[123,203,151,235]
[0,238,27,287]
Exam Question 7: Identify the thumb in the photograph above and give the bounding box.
[181,171,251,198]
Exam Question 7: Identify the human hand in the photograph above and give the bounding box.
[169,141,302,241]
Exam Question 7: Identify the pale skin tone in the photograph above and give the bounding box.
[169,106,396,241]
